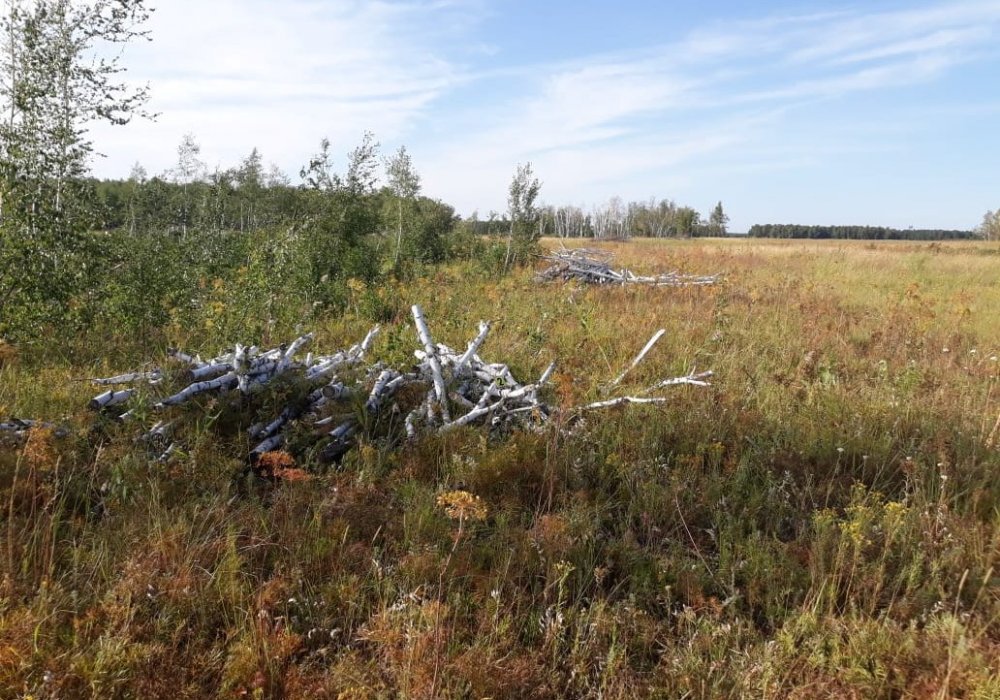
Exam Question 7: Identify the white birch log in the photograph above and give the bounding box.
[454,321,491,376]
[251,434,284,457]
[91,370,162,386]
[247,359,279,377]
[645,371,714,391]
[168,348,202,367]
[440,403,498,432]
[411,305,450,422]
[157,442,180,463]
[89,388,136,410]
[328,422,356,441]
[250,407,295,441]
[539,361,557,386]
[320,382,351,400]
[576,396,670,411]
[305,355,348,381]
[155,372,238,408]
[405,405,427,439]
[449,391,475,410]
[475,381,499,409]
[357,325,381,355]
[610,329,666,388]
[1,419,70,439]
[234,344,252,393]
[278,333,314,373]
[190,361,232,381]
[365,370,399,413]
[140,420,174,447]
[0,418,34,438]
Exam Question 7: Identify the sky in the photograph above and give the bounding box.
[87,0,1000,232]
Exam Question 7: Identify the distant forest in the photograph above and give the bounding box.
[748,224,976,240]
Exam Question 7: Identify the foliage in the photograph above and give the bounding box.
[535,198,714,239]
[385,145,421,270]
[977,209,999,241]
[709,200,729,235]
[504,161,542,267]
[0,0,152,340]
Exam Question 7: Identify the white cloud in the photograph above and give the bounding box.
[420,1,1000,215]
[88,0,477,177]
[87,0,1000,228]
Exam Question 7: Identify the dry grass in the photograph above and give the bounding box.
[1,237,998,698]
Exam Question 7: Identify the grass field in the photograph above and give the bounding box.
[1,238,998,698]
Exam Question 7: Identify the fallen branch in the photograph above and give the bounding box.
[610,328,665,388]
[537,248,720,287]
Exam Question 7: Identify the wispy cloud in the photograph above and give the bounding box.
[419,0,1000,216]
[90,0,1000,229]
[90,0,481,174]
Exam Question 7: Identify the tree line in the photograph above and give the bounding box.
[747,224,977,241]
[466,198,730,239]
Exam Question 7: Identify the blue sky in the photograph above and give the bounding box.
[88,0,1000,231]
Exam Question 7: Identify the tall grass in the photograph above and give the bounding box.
[1,238,997,698]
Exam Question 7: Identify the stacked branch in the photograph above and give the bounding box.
[77,308,713,468]
[537,247,719,287]
[406,306,554,438]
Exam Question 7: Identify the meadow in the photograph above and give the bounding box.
[1,237,998,698]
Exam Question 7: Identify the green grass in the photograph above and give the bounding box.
[1,238,998,698]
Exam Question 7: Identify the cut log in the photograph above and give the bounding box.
[155,372,238,408]
[89,388,136,410]
[91,370,162,386]
[610,329,665,388]
[411,305,451,422]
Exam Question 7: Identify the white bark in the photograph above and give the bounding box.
[577,396,670,411]
[454,321,490,376]
[611,329,666,388]
[89,388,136,410]
[539,361,556,385]
[411,305,450,422]
[155,372,237,408]
[645,371,713,392]
[168,348,201,367]
[190,361,232,381]
[91,370,162,386]
[251,434,283,457]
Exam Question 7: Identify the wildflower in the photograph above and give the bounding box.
[436,490,488,522]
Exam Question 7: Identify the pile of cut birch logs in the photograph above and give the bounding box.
[34,305,712,465]
[537,247,720,287]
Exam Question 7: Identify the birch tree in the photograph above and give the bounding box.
[0,0,152,337]
[171,133,204,235]
[978,209,999,241]
[709,201,729,236]
[385,145,420,266]
[505,162,540,268]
